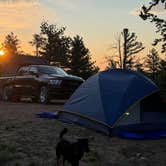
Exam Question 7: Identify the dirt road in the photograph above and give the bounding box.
[0,101,166,166]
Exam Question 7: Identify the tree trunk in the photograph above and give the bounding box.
[123,29,128,69]
[118,36,122,68]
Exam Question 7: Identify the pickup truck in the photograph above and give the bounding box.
[0,65,84,103]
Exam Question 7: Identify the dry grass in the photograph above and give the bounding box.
[0,101,165,166]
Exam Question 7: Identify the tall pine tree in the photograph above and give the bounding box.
[3,32,21,56]
[39,21,71,67]
[122,28,144,69]
[106,29,144,70]
[29,34,45,57]
[69,35,99,79]
[146,48,160,81]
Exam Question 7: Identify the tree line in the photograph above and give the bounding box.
[106,28,166,88]
[0,21,99,79]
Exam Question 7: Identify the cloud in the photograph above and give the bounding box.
[53,0,78,10]
[129,9,141,16]
[0,2,35,30]
[0,1,57,32]
[39,0,81,12]
[0,0,38,3]
[130,2,166,16]
[130,8,166,16]
[40,0,96,12]
[0,0,93,53]
[0,0,57,54]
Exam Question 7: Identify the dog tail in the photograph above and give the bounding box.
[59,128,68,139]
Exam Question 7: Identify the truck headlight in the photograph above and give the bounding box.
[49,80,62,86]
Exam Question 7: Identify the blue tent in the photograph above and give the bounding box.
[56,69,166,136]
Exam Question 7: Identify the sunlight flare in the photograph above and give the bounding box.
[0,50,5,56]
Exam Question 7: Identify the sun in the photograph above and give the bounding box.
[0,50,5,56]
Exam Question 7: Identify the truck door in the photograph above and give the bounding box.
[28,66,39,96]
[12,66,34,97]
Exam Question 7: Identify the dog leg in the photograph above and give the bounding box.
[56,158,60,166]
[62,158,66,166]
[56,155,61,166]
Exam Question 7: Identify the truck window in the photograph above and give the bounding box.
[38,66,68,76]
[29,67,38,74]
[18,66,30,76]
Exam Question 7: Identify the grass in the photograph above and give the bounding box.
[84,150,102,166]
[0,143,17,164]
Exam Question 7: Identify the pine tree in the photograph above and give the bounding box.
[105,55,119,69]
[106,29,144,70]
[146,48,160,81]
[39,21,71,67]
[122,28,144,69]
[29,34,45,57]
[3,32,21,56]
[69,35,99,79]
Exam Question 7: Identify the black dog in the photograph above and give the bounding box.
[56,128,90,166]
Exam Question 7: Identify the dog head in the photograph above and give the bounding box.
[77,138,90,153]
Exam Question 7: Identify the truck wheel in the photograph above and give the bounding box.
[2,86,12,101]
[31,97,38,103]
[39,86,49,104]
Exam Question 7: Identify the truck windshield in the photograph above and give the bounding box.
[38,66,68,76]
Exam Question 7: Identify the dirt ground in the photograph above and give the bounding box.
[0,101,166,166]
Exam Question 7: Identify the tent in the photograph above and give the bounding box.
[55,69,166,137]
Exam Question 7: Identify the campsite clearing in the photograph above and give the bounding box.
[0,101,166,166]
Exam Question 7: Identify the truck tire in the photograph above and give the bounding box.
[39,86,49,104]
[31,97,38,103]
[2,86,12,101]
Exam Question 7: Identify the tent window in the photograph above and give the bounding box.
[140,92,166,112]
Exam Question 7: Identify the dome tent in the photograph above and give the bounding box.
[57,69,166,136]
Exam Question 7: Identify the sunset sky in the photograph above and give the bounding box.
[0,0,165,69]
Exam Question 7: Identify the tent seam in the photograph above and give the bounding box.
[98,73,109,124]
